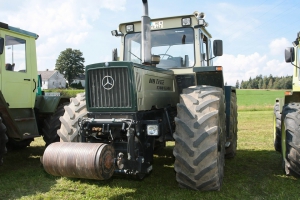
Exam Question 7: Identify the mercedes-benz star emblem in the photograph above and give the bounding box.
[102,76,114,90]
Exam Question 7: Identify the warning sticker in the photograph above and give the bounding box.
[151,21,163,29]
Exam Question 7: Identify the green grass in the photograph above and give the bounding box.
[237,89,285,111]
[45,89,84,98]
[0,89,299,199]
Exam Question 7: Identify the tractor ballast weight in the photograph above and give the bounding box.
[273,32,300,177]
[43,142,115,180]
[43,0,238,191]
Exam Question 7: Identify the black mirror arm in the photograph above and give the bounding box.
[291,62,300,69]
[205,56,216,61]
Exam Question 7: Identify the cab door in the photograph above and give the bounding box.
[1,33,35,108]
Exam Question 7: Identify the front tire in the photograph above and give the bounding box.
[0,117,7,165]
[173,86,226,191]
[6,138,33,150]
[225,92,238,158]
[57,93,87,142]
[42,103,69,146]
[273,102,281,152]
[281,103,300,176]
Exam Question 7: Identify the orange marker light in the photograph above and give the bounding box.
[216,66,222,71]
[285,91,292,96]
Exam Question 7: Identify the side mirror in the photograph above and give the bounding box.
[285,47,294,63]
[0,37,4,55]
[213,40,223,57]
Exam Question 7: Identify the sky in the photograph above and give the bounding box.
[0,0,298,86]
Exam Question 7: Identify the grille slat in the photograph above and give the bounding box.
[88,67,132,108]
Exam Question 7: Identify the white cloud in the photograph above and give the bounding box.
[263,59,291,76]
[269,38,290,56]
[0,0,127,70]
[215,51,291,86]
[66,32,89,45]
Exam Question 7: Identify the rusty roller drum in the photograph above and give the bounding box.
[43,142,115,180]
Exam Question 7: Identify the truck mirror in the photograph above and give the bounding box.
[213,40,223,57]
[0,37,4,55]
[285,47,294,63]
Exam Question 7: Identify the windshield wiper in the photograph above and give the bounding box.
[162,45,171,59]
[129,51,142,61]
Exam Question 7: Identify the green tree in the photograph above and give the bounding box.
[258,79,263,89]
[268,78,273,89]
[55,48,85,84]
[236,80,240,89]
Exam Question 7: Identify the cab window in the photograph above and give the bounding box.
[5,35,26,72]
[199,31,212,66]
[124,27,195,69]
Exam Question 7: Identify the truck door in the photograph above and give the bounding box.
[1,34,35,108]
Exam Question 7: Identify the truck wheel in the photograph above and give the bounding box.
[173,86,226,191]
[58,93,87,142]
[281,103,300,176]
[225,92,238,158]
[273,102,281,152]
[42,102,69,146]
[6,138,33,150]
[0,118,7,165]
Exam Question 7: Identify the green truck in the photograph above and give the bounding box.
[0,22,69,165]
[42,0,238,191]
[274,32,300,177]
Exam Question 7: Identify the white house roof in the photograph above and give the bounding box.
[38,70,60,80]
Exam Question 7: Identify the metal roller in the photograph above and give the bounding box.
[42,142,115,180]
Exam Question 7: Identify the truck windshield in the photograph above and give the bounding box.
[124,27,195,69]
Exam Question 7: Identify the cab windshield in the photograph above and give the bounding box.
[124,27,195,69]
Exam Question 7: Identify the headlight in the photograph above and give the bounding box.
[147,125,159,136]
[182,17,191,26]
[126,24,134,32]
[198,19,208,27]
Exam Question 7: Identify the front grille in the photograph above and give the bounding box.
[87,67,132,108]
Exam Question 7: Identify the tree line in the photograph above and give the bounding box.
[236,74,292,89]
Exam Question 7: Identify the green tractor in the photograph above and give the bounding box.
[0,22,69,165]
[274,32,300,177]
[42,0,238,191]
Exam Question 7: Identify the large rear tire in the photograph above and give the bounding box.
[273,102,281,152]
[0,117,7,165]
[6,138,33,150]
[225,92,238,158]
[42,103,69,146]
[58,93,87,142]
[173,86,226,191]
[281,103,300,176]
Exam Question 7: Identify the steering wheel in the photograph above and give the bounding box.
[158,54,173,59]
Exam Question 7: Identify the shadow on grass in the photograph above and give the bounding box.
[0,145,58,199]
[61,146,300,199]
[1,144,299,200]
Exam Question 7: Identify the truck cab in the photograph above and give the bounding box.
[0,22,38,109]
[0,22,67,157]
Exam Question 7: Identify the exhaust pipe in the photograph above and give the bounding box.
[141,0,151,64]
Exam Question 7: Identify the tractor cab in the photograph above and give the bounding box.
[112,11,222,70]
[284,32,300,93]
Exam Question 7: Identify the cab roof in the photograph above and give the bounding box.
[0,22,39,39]
[119,13,212,38]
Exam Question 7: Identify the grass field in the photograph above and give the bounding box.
[0,89,299,200]
[237,89,284,111]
